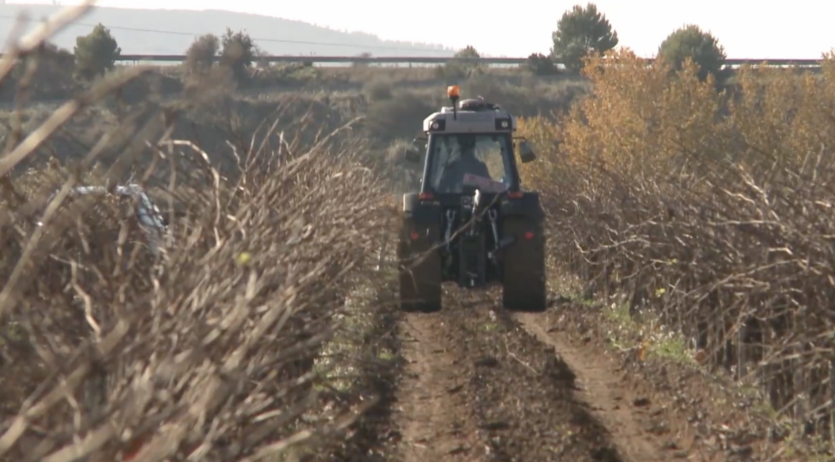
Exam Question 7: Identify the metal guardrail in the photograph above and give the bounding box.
[104,55,826,67]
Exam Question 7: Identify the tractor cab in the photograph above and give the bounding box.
[405,85,536,205]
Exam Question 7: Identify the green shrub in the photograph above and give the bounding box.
[74,23,121,80]
[657,24,727,82]
[5,42,76,100]
[551,3,618,72]
[526,53,560,76]
[363,77,393,102]
[365,92,435,144]
[436,45,484,82]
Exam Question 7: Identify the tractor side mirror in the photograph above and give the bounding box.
[405,138,424,163]
[518,140,536,163]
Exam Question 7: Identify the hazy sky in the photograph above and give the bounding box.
[9,1,835,59]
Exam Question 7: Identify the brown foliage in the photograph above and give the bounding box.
[0,7,391,461]
[520,48,835,447]
[0,118,388,462]
[185,34,219,76]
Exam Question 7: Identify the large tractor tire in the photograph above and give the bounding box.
[398,219,442,312]
[501,218,547,312]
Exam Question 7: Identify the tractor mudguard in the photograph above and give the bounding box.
[402,193,441,224]
[398,214,442,312]
[499,192,544,221]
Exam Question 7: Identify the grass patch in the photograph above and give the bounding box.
[313,287,381,394]
[306,261,401,461]
[480,322,500,332]
[602,302,697,365]
[549,272,698,366]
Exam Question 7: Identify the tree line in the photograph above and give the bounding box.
[21,24,261,83]
[518,3,726,80]
[23,4,726,84]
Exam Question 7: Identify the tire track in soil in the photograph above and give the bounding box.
[394,289,626,462]
[397,306,479,461]
[514,311,671,462]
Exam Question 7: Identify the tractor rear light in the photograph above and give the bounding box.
[410,230,420,240]
[524,231,534,240]
[508,191,523,199]
[419,192,434,200]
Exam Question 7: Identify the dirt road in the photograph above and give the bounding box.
[391,289,676,462]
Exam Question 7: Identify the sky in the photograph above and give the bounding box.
[8,1,835,59]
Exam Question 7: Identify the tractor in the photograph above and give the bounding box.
[397,85,546,312]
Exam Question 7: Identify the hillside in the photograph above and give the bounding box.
[0,4,454,56]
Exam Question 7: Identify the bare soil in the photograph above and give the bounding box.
[378,289,792,462]
[528,301,793,462]
[393,289,623,462]
[516,311,670,461]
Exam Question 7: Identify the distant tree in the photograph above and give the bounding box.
[454,46,480,60]
[7,42,75,98]
[352,52,372,67]
[185,34,219,75]
[74,23,121,80]
[27,42,74,74]
[219,28,256,81]
[657,25,727,82]
[525,53,559,76]
[437,45,483,81]
[551,3,618,72]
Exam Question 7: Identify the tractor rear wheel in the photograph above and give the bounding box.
[398,220,442,312]
[501,219,547,312]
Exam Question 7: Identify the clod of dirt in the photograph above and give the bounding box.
[446,384,463,394]
[474,356,499,368]
[479,420,511,430]
[633,397,651,407]
[570,410,595,426]
[589,445,620,461]
[728,444,753,457]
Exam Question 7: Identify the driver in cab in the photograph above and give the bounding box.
[437,134,491,192]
